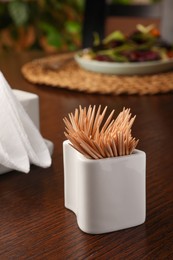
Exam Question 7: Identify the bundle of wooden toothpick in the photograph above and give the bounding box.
[63,106,139,159]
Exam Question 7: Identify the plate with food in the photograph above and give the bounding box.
[75,25,173,75]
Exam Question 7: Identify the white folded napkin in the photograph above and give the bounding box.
[0,71,52,173]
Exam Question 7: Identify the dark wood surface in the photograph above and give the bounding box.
[0,51,173,259]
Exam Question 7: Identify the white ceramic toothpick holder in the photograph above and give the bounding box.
[63,140,146,234]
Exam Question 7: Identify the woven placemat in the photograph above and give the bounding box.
[21,53,173,95]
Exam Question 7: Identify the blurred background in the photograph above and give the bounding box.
[0,0,161,53]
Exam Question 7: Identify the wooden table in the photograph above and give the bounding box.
[0,51,173,259]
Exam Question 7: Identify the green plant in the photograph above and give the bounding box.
[0,0,161,52]
[0,0,84,52]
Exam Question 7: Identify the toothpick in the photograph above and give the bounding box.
[101,109,115,133]
[63,106,138,159]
